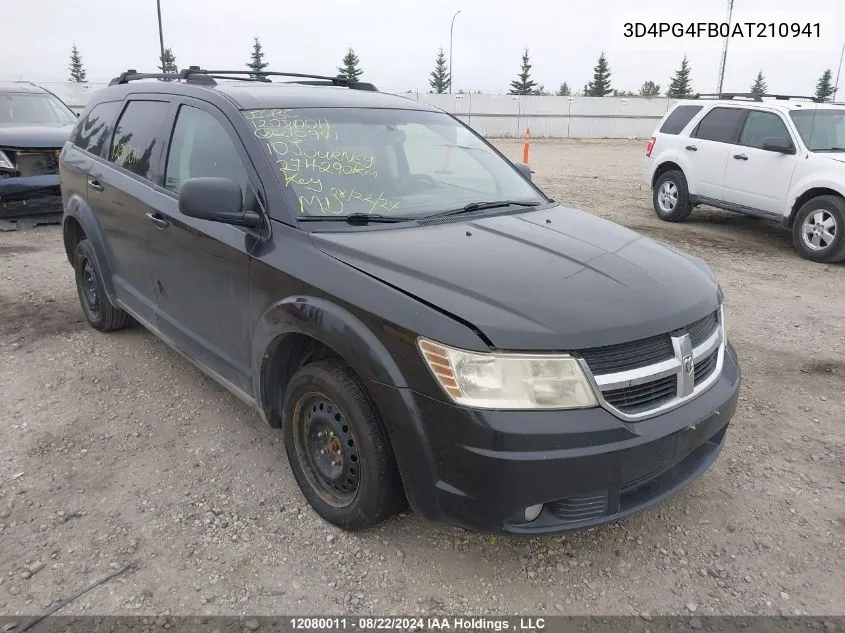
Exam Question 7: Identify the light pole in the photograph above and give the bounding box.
[449,10,461,94]
[156,0,166,73]
[834,40,845,102]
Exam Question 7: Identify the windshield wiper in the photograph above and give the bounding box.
[297,213,410,224]
[421,200,541,220]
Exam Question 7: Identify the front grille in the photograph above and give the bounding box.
[0,148,60,178]
[687,311,719,347]
[579,333,674,374]
[602,374,677,414]
[548,491,608,522]
[694,349,718,384]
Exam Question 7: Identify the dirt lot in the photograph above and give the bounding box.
[0,139,843,618]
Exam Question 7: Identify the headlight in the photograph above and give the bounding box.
[418,338,598,410]
[0,150,15,171]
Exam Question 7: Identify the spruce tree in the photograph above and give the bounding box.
[815,69,834,102]
[584,52,612,96]
[750,71,767,96]
[666,56,693,98]
[247,38,268,78]
[338,47,363,83]
[158,48,178,81]
[69,45,87,83]
[556,82,571,96]
[639,80,661,97]
[429,48,450,94]
[508,49,538,95]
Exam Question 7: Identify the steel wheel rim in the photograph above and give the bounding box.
[801,209,837,251]
[292,392,360,508]
[81,258,100,318]
[657,181,678,213]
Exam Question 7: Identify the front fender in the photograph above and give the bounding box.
[63,194,116,301]
[787,174,845,218]
[251,295,442,518]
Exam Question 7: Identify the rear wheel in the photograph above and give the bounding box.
[73,240,132,332]
[652,170,693,222]
[282,359,403,530]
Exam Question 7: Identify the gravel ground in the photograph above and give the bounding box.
[0,138,843,618]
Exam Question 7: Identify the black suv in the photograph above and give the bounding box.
[1,81,78,224]
[59,68,741,534]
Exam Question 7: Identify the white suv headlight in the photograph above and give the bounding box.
[418,338,598,410]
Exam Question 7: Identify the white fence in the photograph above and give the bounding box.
[42,81,678,139]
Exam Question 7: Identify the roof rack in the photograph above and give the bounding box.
[108,66,378,91]
[690,92,822,103]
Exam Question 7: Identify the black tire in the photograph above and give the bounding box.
[73,240,133,332]
[282,359,403,530]
[791,195,845,263]
[652,170,693,222]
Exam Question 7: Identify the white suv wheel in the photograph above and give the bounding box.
[800,209,837,251]
[657,181,679,212]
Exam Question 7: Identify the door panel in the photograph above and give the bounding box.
[723,110,799,214]
[150,102,259,392]
[688,107,748,200]
[94,99,171,323]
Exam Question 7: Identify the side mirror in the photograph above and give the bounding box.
[178,177,262,228]
[514,161,533,181]
[761,136,795,154]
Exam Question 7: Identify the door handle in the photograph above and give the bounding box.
[685,145,698,151]
[733,153,748,160]
[145,212,170,229]
[88,178,105,192]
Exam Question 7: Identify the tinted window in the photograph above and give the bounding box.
[739,111,791,149]
[109,101,169,180]
[165,105,249,194]
[71,101,122,156]
[660,105,703,135]
[692,107,747,143]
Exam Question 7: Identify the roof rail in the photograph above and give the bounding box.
[108,66,378,91]
[690,92,822,103]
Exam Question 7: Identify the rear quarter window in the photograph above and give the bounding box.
[71,101,122,157]
[659,105,703,135]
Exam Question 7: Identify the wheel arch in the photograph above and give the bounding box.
[786,187,845,228]
[651,160,685,188]
[62,194,117,298]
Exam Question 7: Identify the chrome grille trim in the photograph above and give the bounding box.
[579,306,725,422]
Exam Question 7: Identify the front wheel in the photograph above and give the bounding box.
[282,359,403,530]
[792,195,845,263]
[652,170,693,222]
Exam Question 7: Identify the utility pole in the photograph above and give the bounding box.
[835,40,845,102]
[156,0,166,74]
[716,0,734,93]
[449,10,461,94]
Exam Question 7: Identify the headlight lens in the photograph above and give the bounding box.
[418,338,598,410]
[0,150,16,171]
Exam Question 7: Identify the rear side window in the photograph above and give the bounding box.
[71,101,122,156]
[692,107,747,143]
[738,111,791,149]
[659,105,703,135]
[108,100,169,181]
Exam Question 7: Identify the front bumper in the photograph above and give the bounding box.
[0,174,62,219]
[379,341,740,534]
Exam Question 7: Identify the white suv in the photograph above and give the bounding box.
[643,94,845,263]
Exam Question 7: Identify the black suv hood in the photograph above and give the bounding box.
[310,205,721,350]
[0,124,74,149]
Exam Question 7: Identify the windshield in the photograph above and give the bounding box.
[0,92,77,126]
[242,107,544,218]
[789,109,845,152]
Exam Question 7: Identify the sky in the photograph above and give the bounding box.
[2,0,843,96]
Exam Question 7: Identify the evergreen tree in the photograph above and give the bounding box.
[666,56,693,98]
[508,49,538,95]
[750,71,767,96]
[247,37,268,78]
[584,51,612,96]
[556,82,571,96]
[158,48,178,81]
[613,89,635,97]
[337,47,363,83]
[815,69,834,102]
[69,45,87,83]
[429,47,450,94]
[639,80,661,97]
